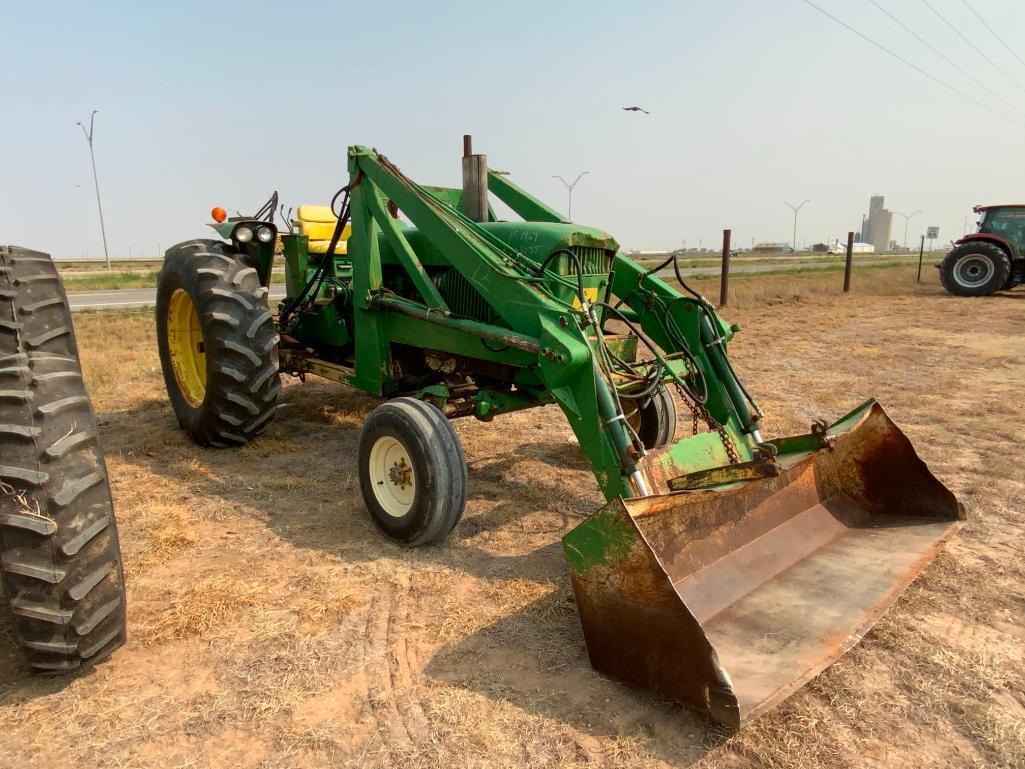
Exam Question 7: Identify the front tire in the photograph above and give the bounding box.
[626,384,678,449]
[156,240,281,446]
[358,398,467,546]
[939,242,1011,297]
[0,245,126,671]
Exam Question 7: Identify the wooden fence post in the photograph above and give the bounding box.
[843,232,854,292]
[719,229,731,307]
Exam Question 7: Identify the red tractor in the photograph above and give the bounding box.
[940,204,1025,296]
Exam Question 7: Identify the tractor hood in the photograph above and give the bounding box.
[382,222,619,271]
[479,221,619,260]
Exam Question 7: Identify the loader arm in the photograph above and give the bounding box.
[345,146,762,500]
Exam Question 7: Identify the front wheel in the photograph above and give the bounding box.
[939,242,1011,297]
[358,398,467,546]
[625,384,678,450]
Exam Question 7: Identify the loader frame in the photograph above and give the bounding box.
[271,146,762,502]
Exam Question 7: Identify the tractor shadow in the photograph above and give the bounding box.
[103,381,603,585]
[103,384,725,763]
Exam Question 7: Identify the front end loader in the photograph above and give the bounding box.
[156,140,962,728]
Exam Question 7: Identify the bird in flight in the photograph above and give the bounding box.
[622,106,649,114]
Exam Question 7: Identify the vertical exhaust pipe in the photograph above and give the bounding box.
[462,134,488,222]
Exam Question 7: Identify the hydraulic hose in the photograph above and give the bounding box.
[536,248,587,309]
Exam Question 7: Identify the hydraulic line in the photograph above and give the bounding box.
[279,183,355,330]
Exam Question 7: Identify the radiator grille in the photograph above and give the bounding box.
[435,269,498,323]
[566,246,612,275]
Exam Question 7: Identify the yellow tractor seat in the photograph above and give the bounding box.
[295,205,352,255]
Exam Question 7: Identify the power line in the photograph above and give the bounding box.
[869,0,1024,117]
[799,0,1025,128]
[960,0,1025,71]
[920,0,1025,94]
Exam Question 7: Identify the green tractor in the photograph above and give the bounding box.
[155,140,962,728]
[940,204,1025,296]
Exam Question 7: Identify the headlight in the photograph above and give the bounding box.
[256,226,274,243]
[234,225,254,243]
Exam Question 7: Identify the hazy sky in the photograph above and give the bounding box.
[2,0,1022,258]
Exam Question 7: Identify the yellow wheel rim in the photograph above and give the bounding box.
[166,289,207,407]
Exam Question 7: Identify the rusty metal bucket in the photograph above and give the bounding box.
[563,400,963,729]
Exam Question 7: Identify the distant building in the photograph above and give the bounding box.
[859,195,893,253]
[827,240,875,254]
[752,242,791,254]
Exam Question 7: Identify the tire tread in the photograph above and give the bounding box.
[0,245,126,671]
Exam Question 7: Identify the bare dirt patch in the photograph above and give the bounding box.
[1,268,1022,768]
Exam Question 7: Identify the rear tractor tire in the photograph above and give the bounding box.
[0,245,126,671]
[156,240,281,447]
[358,398,467,547]
[939,242,1011,297]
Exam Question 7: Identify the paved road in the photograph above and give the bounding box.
[66,257,928,312]
[68,286,288,312]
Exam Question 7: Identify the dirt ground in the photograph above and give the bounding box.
[1,267,1023,769]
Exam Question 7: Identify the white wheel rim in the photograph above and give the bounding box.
[954,254,995,288]
[369,436,416,517]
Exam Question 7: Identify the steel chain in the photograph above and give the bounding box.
[673,382,741,465]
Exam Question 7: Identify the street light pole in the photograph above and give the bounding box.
[783,200,810,254]
[553,171,589,221]
[76,110,111,270]
[895,210,922,250]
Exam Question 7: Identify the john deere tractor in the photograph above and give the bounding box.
[940,204,1025,296]
[156,140,962,728]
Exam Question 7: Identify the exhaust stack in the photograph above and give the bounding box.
[461,134,488,222]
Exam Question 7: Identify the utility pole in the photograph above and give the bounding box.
[783,200,810,254]
[895,210,922,250]
[76,110,111,270]
[552,171,589,221]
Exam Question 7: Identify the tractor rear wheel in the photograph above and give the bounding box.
[626,384,678,450]
[156,240,281,446]
[939,242,1011,297]
[0,245,126,671]
[358,397,467,546]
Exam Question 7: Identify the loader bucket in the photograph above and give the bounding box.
[563,400,963,729]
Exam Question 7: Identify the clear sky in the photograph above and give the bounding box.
[1,0,1022,258]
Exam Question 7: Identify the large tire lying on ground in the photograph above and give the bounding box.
[939,242,1012,297]
[0,245,126,670]
[156,240,281,447]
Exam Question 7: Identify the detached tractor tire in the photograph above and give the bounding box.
[0,245,126,671]
[939,242,1011,297]
[626,384,678,450]
[358,397,467,547]
[156,240,281,447]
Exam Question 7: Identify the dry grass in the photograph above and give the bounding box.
[0,267,1022,768]
[142,574,266,644]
